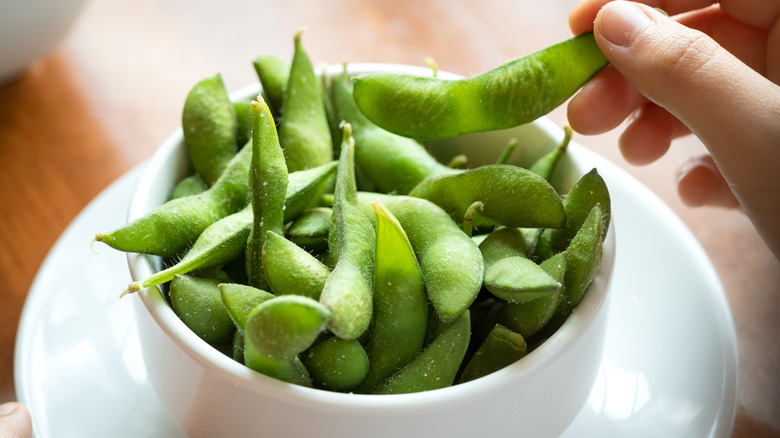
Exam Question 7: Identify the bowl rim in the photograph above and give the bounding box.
[127,62,616,408]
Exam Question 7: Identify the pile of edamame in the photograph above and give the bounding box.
[95,29,611,394]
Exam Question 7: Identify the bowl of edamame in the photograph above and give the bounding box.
[113,52,615,438]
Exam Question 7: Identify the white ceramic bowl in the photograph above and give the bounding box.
[127,63,616,438]
[0,0,89,83]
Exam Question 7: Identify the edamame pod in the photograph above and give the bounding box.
[286,207,332,254]
[356,202,428,393]
[535,168,610,260]
[252,54,290,117]
[234,100,253,147]
[219,282,275,331]
[169,174,206,200]
[529,125,572,182]
[243,338,312,386]
[278,29,332,171]
[458,324,527,383]
[353,32,607,140]
[499,252,565,338]
[123,161,339,294]
[170,274,235,345]
[374,310,470,394]
[244,295,332,360]
[319,124,375,339]
[182,73,238,185]
[331,68,455,194]
[262,231,330,300]
[355,193,484,321]
[557,204,605,318]
[301,337,369,391]
[246,96,288,289]
[408,164,566,229]
[96,142,253,257]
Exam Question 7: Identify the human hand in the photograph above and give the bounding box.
[0,402,32,438]
[566,0,780,259]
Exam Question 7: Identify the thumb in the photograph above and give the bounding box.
[0,402,32,438]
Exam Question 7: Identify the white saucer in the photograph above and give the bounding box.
[14,147,738,438]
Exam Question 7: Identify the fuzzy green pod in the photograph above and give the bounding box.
[319,124,375,339]
[170,274,235,345]
[302,337,370,391]
[169,174,207,200]
[535,168,611,260]
[96,142,252,258]
[253,54,290,117]
[557,204,605,318]
[286,207,332,253]
[499,252,565,338]
[245,295,332,361]
[331,67,455,194]
[219,283,275,331]
[356,202,428,393]
[123,161,339,294]
[374,310,470,394]
[234,100,253,147]
[458,324,527,383]
[278,29,332,171]
[353,33,607,140]
[356,193,484,321]
[182,73,238,186]
[243,338,312,387]
[529,125,572,182]
[262,231,330,300]
[408,164,566,229]
[246,96,289,289]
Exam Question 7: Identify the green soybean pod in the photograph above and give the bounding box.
[123,161,338,294]
[253,54,290,117]
[330,67,456,194]
[408,164,566,229]
[352,32,607,141]
[232,329,245,363]
[535,168,611,260]
[182,73,238,186]
[244,295,332,361]
[499,252,565,338]
[319,124,375,339]
[301,337,370,391]
[278,29,332,172]
[219,283,275,331]
[169,274,235,345]
[355,193,483,321]
[356,202,428,393]
[529,125,572,182]
[557,204,605,318]
[169,174,207,200]
[262,230,330,300]
[286,207,332,254]
[243,337,312,387]
[374,310,471,394]
[123,208,252,294]
[95,141,252,258]
[234,100,253,147]
[246,96,289,289]
[458,324,527,384]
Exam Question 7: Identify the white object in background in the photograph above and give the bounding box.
[0,0,89,83]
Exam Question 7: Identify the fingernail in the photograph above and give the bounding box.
[597,2,653,46]
[0,402,19,416]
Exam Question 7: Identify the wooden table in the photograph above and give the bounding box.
[1,1,777,436]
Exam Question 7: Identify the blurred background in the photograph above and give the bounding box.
[0,0,777,436]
